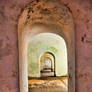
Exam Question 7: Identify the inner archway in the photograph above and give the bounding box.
[28,33,68,78]
[40,52,55,77]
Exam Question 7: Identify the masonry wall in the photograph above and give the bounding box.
[0,0,92,92]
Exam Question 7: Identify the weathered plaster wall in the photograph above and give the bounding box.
[0,0,92,92]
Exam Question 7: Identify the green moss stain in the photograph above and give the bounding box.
[48,46,58,53]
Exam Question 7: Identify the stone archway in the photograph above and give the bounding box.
[40,52,55,77]
[27,33,68,78]
[18,0,75,92]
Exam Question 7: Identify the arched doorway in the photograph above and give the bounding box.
[18,0,75,92]
[28,33,68,78]
[40,52,55,77]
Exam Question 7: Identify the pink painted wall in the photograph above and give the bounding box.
[0,0,92,92]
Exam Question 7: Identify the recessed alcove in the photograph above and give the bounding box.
[18,0,75,92]
[40,52,55,77]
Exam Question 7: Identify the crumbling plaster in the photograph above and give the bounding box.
[0,0,92,92]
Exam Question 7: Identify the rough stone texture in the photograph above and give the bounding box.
[0,0,92,92]
[28,77,67,88]
[28,77,68,92]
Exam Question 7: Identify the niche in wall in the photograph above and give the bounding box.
[18,0,75,92]
[40,52,55,77]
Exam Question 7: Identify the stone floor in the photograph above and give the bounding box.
[28,77,68,92]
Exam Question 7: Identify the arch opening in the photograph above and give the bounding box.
[18,0,75,92]
[28,33,68,78]
[40,52,55,77]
